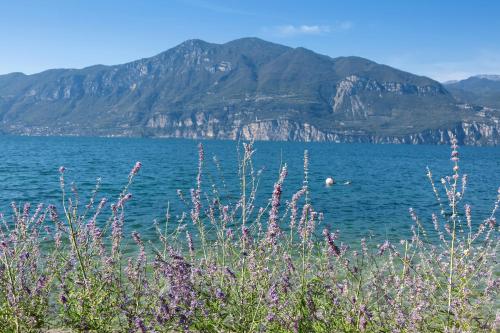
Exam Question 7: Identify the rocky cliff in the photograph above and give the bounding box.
[1,38,499,145]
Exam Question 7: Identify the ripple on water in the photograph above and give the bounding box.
[0,136,499,244]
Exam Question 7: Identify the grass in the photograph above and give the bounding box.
[0,138,498,332]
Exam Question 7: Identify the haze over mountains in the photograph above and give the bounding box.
[444,75,500,110]
[0,38,499,145]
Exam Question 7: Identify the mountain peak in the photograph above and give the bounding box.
[224,37,266,44]
[222,37,291,54]
[472,74,500,81]
[173,39,214,51]
[444,73,500,109]
[224,37,285,46]
[0,37,497,145]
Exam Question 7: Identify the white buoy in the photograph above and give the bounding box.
[325,177,335,186]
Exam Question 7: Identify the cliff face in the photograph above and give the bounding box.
[5,110,499,145]
[144,114,500,145]
[0,38,499,145]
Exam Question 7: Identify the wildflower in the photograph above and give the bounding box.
[289,187,306,229]
[117,193,132,207]
[190,188,201,224]
[241,225,251,245]
[267,165,287,244]
[225,267,236,279]
[323,228,340,256]
[303,149,309,190]
[134,318,147,333]
[432,213,439,231]
[111,215,123,256]
[359,314,367,331]
[197,143,204,190]
[298,203,313,240]
[22,202,30,218]
[409,208,418,222]
[186,230,194,256]
[130,230,140,243]
[131,231,146,270]
[130,161,142,177]
[284,253,295,272]
[221,205,230,223]
[267,284,279,306]
[96,197,107,213]
[215,288,226,302]
[34,275,48,295]
[378,240,391,256]
[54,231,62,248]
[465,204,472,228]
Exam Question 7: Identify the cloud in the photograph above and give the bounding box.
[277,25,330,36]
[267,21,352,37]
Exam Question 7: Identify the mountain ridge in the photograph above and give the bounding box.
[444,75,500,110]
[0,37,499,145]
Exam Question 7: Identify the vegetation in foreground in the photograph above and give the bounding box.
[0,138,498,332]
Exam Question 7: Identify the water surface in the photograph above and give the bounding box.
[1,136,499,245]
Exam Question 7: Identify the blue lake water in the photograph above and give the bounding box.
[1,136,499,245]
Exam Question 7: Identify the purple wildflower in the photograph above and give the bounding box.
[378,240,391,256]
[117,193,132,208]
[186,230,194,256]
[465,204,472,228]
[130,161,142,177]
[134,317,147,333]
[323,228,340,256]
[215,288,226,302]
[289,187,306,229]
[267,284,279,306]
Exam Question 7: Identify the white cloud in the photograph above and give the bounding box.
[277,25,329,36]
[268,21,352,37]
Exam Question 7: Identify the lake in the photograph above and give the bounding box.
[1,136,499,245]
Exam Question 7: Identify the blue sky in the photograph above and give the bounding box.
[1,0,499,81]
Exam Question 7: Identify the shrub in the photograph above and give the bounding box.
[0,140,498,332]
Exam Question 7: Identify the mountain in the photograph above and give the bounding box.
[0,38,499,145]
[444,75,500,109]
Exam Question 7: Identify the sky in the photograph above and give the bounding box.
[1,0,499,82]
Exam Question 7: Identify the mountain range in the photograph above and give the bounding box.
[0,37,499,145]
[444,75,500,110]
